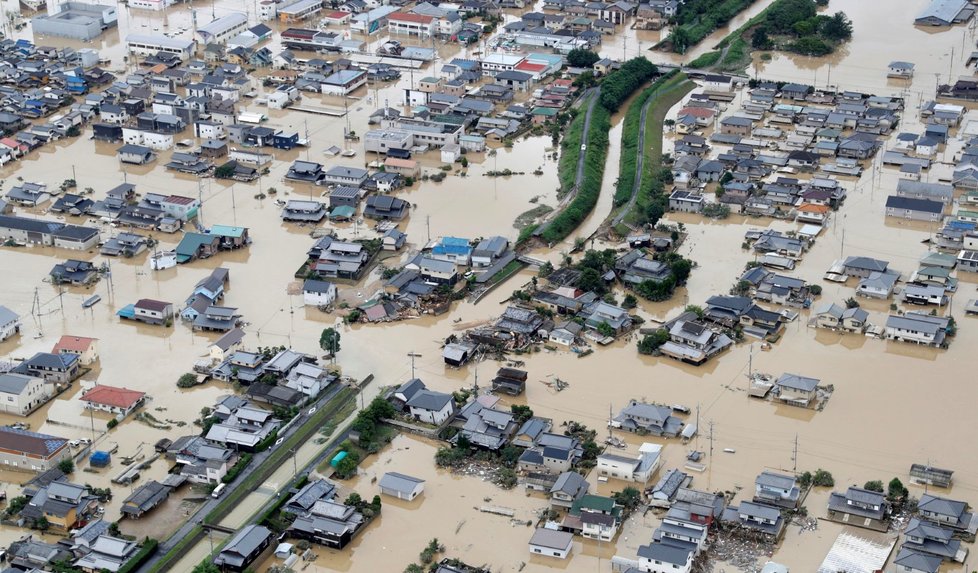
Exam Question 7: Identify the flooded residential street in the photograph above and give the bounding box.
[0,0,973,570]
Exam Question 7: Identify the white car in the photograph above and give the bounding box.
[580,144,587,151]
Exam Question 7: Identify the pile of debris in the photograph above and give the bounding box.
[702,531,776,573]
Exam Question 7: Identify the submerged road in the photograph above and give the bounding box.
[138,383,353,572]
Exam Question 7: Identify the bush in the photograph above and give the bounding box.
[58,458,74,474]
[637,330,669,354]
[599,58,658,112]
[176,373,198,388]
[863,480,884,492]
[107,419,118,429]
[222,453,253,484]
[116,538,159,573]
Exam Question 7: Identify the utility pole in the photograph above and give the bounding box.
[708,421,714,459]
[407,352,421,378]
[792,433,798,472]
[472,362,479,396]
[426,215,431,243]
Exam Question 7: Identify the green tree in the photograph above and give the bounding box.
[345,492,363,508]
[863,480,884,493]
[596,322,616,338]
[319,327,341,353]
[684,304,704,318]
[58,458,74,474]
[669,27,691,53]
[404,565,424,573]
[845,297,860,309]
[538,261,554,278]
[511,404,534,425]
[637,329,669,354]
[567,48,600,68]
[214,163,236,179]
[573,71,597,88]
[887,477,908,501]
[622,294,638,309]
[821,11,853,41]
[612,486,643,513]
[668,257,692,284]
[192,562,221,573]
[177,372,198,388]
[577,267,605,294]
[751,26,772,49]
[335,453,359,478]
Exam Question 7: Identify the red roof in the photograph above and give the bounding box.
[325,10,350,18]
[164,194,196,205]
[81,385,146,409]
[678,107,716,118]
[515,61,546,73]
[389,11,434,23]
[52,335,97,354]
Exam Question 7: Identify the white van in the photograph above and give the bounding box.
[211,483,227,498]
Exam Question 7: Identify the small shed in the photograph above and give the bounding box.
[330,450,348,468]
[90,451,111,467]
[378,471,425,500]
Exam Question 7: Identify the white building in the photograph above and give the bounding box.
[121,127,173,151]
[197,12,249,45]
[0,306,21,342]
[128,0,176,10]
[528,528,574,559]
[388,12,436,37]
[637,543,694,573]
[302,279,337,307]
[127,34,196,60]
[378,472,425,500]
[0,373,48,416]
[596,443,661,483]
[407,389,455,425]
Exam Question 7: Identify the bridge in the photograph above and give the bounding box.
[517,255,547,267]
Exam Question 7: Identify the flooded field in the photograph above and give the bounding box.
[0,0,973,569]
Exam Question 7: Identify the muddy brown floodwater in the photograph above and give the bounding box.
[0,0,974,570]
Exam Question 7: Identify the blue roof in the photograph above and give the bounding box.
[117,304,135,318]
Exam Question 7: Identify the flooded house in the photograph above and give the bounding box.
[774,373,820,407]
[635,543,694,573]
[812,303,869,333]
[13,351,81,384]
[754,471,801,509]
[21,480,97,532]
[721,500,786,539]
[596,443,661,484]
[118,298,173,325]
[563,494,621,541]
[0,373,52,416]
[885,196,944,222]
[281,199,327,222]
[286,497,366,549]
[50,259,98,286]
[120,480,171,519]
[406,389,455,425]
[826,487,890,532]
[378,472,425,501]
[547,470,589,508]
[660,316,733,365]
[100,232,148,257]
[205,399,279,452]
[917,494,977,534]
[80,384,146,416]
[166,436,234,484]
[884,313,951,346]
[909,464,954,489]
[0,305,22,341]
[528,528,574,560]
[214,525,274,572]
[0,427,71,472]
[491,367,527,395]
[302,279,338,307]
[611,400,683,437]
[901,517,968,563]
